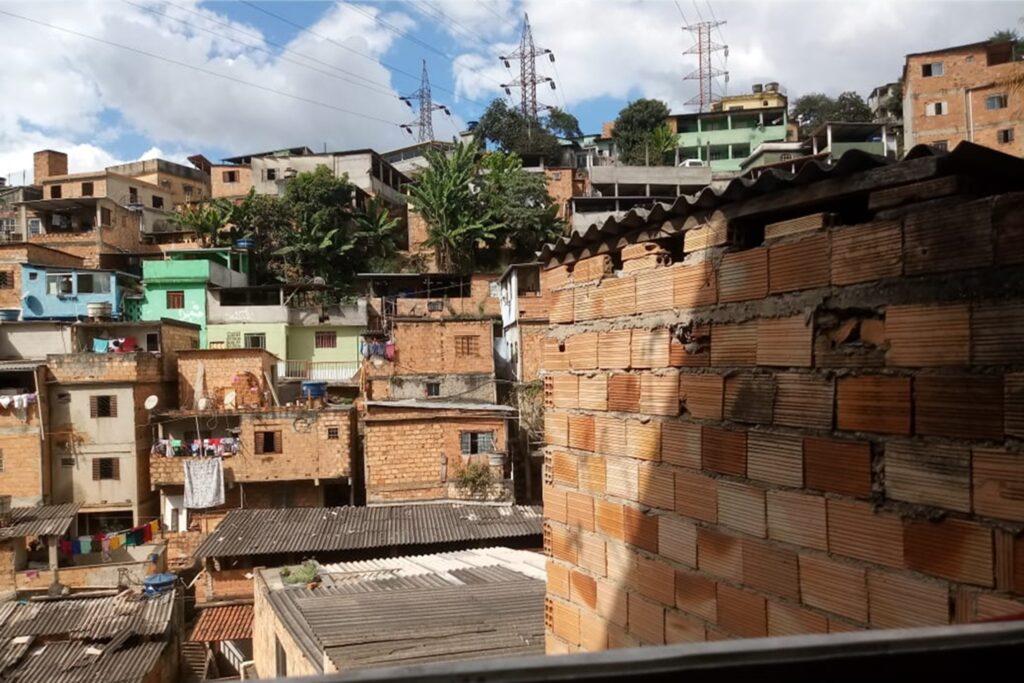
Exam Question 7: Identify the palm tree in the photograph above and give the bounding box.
[648,125,678,166]
[170,199,235,247]
[352,197,401,272]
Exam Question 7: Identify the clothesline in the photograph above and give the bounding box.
[58,519,160,558]
[151,438,239,458]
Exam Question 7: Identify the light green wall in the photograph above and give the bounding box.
[286,326,362,364]
[674,110,790,172]
[207,323,288,358]
[140,260,212,346]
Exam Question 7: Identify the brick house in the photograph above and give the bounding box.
[540,142,1024,653]
[903,39,1024,155]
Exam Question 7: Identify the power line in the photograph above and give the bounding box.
[400,59,451,142]
[0,7,402,127]
[415,1,493,53]
[499,13,556,120]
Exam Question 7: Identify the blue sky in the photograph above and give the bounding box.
[0,0,1020,181]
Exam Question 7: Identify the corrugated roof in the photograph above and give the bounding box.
[188,604,253,642]
[0,360,45,372]
[0,639,167,683]
[194,504,543,558]
[0,504,80,541]
[539,143,1024,263]
[263,547,544,674]
[0,591,175,640]
[364,399,516,413]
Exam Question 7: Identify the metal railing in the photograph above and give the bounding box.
[277,360,360,382]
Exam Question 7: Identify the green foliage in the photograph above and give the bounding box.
[545,107,583,139]
[169,198,236,247]
[474,99,563,163]
[792,91,873,133]
[351,196,401,273]
[280,560,318,585]
[454,461,495,496]
[648,124,679,166]
[231,188,293,282]
[613,98,672,165]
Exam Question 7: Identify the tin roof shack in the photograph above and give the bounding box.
[0,588,182,683]
[0,243,85,315]
[539,142,1024,654]
[252,547,545,678]
[363,401,514,504]
[19,264,141,322]
[46,320,199,533]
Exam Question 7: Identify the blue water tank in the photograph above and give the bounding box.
[143,573,176,596]
[301,381,327,399]
[0,309,19,321]
[234,238,255,250]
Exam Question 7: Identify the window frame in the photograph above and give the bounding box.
[314,331,337,349]
[986,94,1009,110]
[152,195,164,209]
[460,431,496,455]
[0,270,13,289]
[426,382,441,397]
[77,273,110,294]
[326,427,340,440]
[93,457,120,481]
[254,430,283,455]
[46,273,74,296]
[223,170,239,183]
[244,333,267,349]
[922,62,944,77]
[90,394,117,418]
[998,128,1015,144]
[454,335,480,357]
[166,290,185,310]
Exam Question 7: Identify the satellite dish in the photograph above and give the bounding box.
[197,397,210,411]
[144,395,159,410]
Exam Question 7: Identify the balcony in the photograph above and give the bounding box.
[46,351,163,384]
[277,360,360,383]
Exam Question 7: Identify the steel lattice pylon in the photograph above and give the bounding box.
[400,60,450,142]
[500,13,556,121]
[682,20,728,112]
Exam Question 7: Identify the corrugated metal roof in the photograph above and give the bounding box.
[0,639,167,683]
[0,360,45,372]
[193,504,543,558]
[0,591,174,640]
[539,143,1024,263]
[364,400,516,413]
[0,504,80,541]
[188,604,253,642]
[263,547,544,674]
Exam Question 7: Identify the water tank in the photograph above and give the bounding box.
[86,302,112,320]
[751,83,763,94]
[143,572,176,596]
[0,309,20,322]
[766,82,780,92]
[301,381,327,400]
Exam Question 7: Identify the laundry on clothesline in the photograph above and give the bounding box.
[151,438,238,457]
[58,520,160,558]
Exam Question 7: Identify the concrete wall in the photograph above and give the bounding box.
[378,373,496,402]
[286,326,362,365]
[211,165,253,199]
[542,185,1024,653]
[0,322,73,358]
[253,570,323,679]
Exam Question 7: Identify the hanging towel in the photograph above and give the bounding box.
[60,540,72,556]
[0,396,10,409]
[183,457,225,509]
[142,524,152,543]
[101,537,110,553]
[92,338,110,353]
[109,534,122,551]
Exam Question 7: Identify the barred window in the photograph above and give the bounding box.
[460,431,495,454]
[315,331,337,349]
[454,335,480,357]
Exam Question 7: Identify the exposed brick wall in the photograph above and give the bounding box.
[46,352,163,385]
[542,183,1024,653]
[366,319,495,378]
[177,349,277,409]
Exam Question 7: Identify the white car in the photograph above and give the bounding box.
[678,159,705,167]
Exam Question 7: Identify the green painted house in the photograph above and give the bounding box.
[670,106,792,172]
[139,248,249,347]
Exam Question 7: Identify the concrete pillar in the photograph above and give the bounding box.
[47,535,59,582]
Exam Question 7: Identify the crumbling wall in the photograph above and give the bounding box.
[542,185,1024,653]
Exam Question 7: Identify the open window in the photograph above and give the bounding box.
[460,431,495,455]
[46,273,74,296]
[254,430,282,455]
[77,273,110,294]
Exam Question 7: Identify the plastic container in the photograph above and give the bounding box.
[301,381,327,399]
[234,238,254,250]
[143,572,176,596]
[0,309,20,322]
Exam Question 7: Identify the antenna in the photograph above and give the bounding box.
[682,16,728,112]
[499,13,556,120]
[399,59,451,142]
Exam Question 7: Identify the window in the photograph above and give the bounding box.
[0,271,12,289]
[77,273,110,294]
[50,185,62,199]
[152,195,164,209]
[427,300,444,312]
[46,273,73,296]
[925,101,946,116]
[90,395,117,418]
[166,290,185,309]
[327,427,339,440]
[426,382,440,397]
[986,94,1009,110]
[28,218,41,236]
[254,430,282,454]
[244,333,266,349]
[315,331,337,349]
[930,140,949,152]
[146,333,159,352]
[81,182,94,196]
[779,153,794,161]
[922,62,943,77]
[488,281,500,298]
[454,335,480,357]
[266,168,278,181]
[222,170,239,183]
[128,187,138,204]
[998,128,1015,144]
[275,637,288,678]
[92,457,119,481]
[731,143,751,159]
[184,184,194,199]
[208,341,225,349]
[100,207,112,226]
[61,457,74,468]
[460,431,495,455]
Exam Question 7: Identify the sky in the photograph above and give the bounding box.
[0,0,1020,182]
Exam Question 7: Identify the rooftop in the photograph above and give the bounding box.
[0,590,174,639]
[364,399,516,413]
[188,604,253,642]
[0,503,79,541]
[193,503,543,558]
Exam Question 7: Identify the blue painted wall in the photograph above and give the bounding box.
[20,265,132,320]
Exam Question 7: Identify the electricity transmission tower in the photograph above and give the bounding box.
[400,60,450,142]
[499,13,556,120]
[682,19,728,112]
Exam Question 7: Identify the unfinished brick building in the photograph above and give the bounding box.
[540,142,1024,653]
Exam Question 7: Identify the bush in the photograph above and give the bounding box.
[454,461,495,496]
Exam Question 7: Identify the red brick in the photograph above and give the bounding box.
[684,216,728,251]
[573,284,600,322]
[623,505,659,553]
[710,321,758,366]
[742,539,799,600]
[596,500,625,541]
[678,373,724,420]
[867,570,949,629]
[804,436,872,498]
[550,289,574,323]
[717,481,766,538]
[549,598,581,645]
[670,332,710,368]
[1006,374,1024,437]
[594,416,628,458]
[697,528,743,582]
[995,195,1024,265]
[605,456,638,501]
[773,373,834,430]
[631,328,672,369]
[596,578,627,627]
[674,569,717,622]
[570,570,598,609]
[607,374,641,413]
[799,554,868,623]
[674,260,717,309]
[548,523,577,563]
[718,248,768,303]
[579,611,609,651]
[830,221,902,285]
[599,277,636,319]
[827,499,904,568]
[628,594,666,645]
[566,332,599,370]
[904,518,994,587]
[885,441,971,512]
[578,534,608,577]
[765,212,829,240]
[756,315,813,367]
[577,374,608,411]
[604,540,634,585]
[638,555,677,606]
[702,426,747,476]
[640,374,680,416]
[551,451,579,488]
[638,463,674,511]
[658,515,697,568]
[827,618,862,634]
[717,584,767,638]
[566,491,595,531]
[544,338,571,371]
[972,301,1024,365]
[626,419,662,462]
[885,303,970,367]
[747,431,803,487]
[766,490,828,551]
[665,610,706,644]
[915,374,1003,440]
[546,412,568,446]
[769,233,830,294]
[568,414,595,452]
[548,560,570,599]
[973,448,1024,522]
[545,485,568,524]
[607,624,641,649]
[975,593,1024,620]
[903,198,992,275]
[550,373,579,409]
[661,420,701,468]
[635,268,675,315]
[675,469,718,523]
[598,329,631,369]
[723,373,775,424]
[836,375,912,434]
[767,602,828,636]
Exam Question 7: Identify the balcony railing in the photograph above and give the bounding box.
[278,360,360,383]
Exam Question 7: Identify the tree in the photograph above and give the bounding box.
[792,91,872,133]
[832,91,873,123]
[474,99,562,163]
[612,98,671,165]
[545,107,582,139]
[351,197,401,273]
[648,124,678,166]
[230,189,293,282]
[169,198,235,247]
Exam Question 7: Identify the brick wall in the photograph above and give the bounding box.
[177,349,277,409]
[46,353,163,384]
[366,319,495,377]
[542,179,1024,652]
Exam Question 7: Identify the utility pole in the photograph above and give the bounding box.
[499,13,556,121]
[682,19,728,112]
[400,60,450,143]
